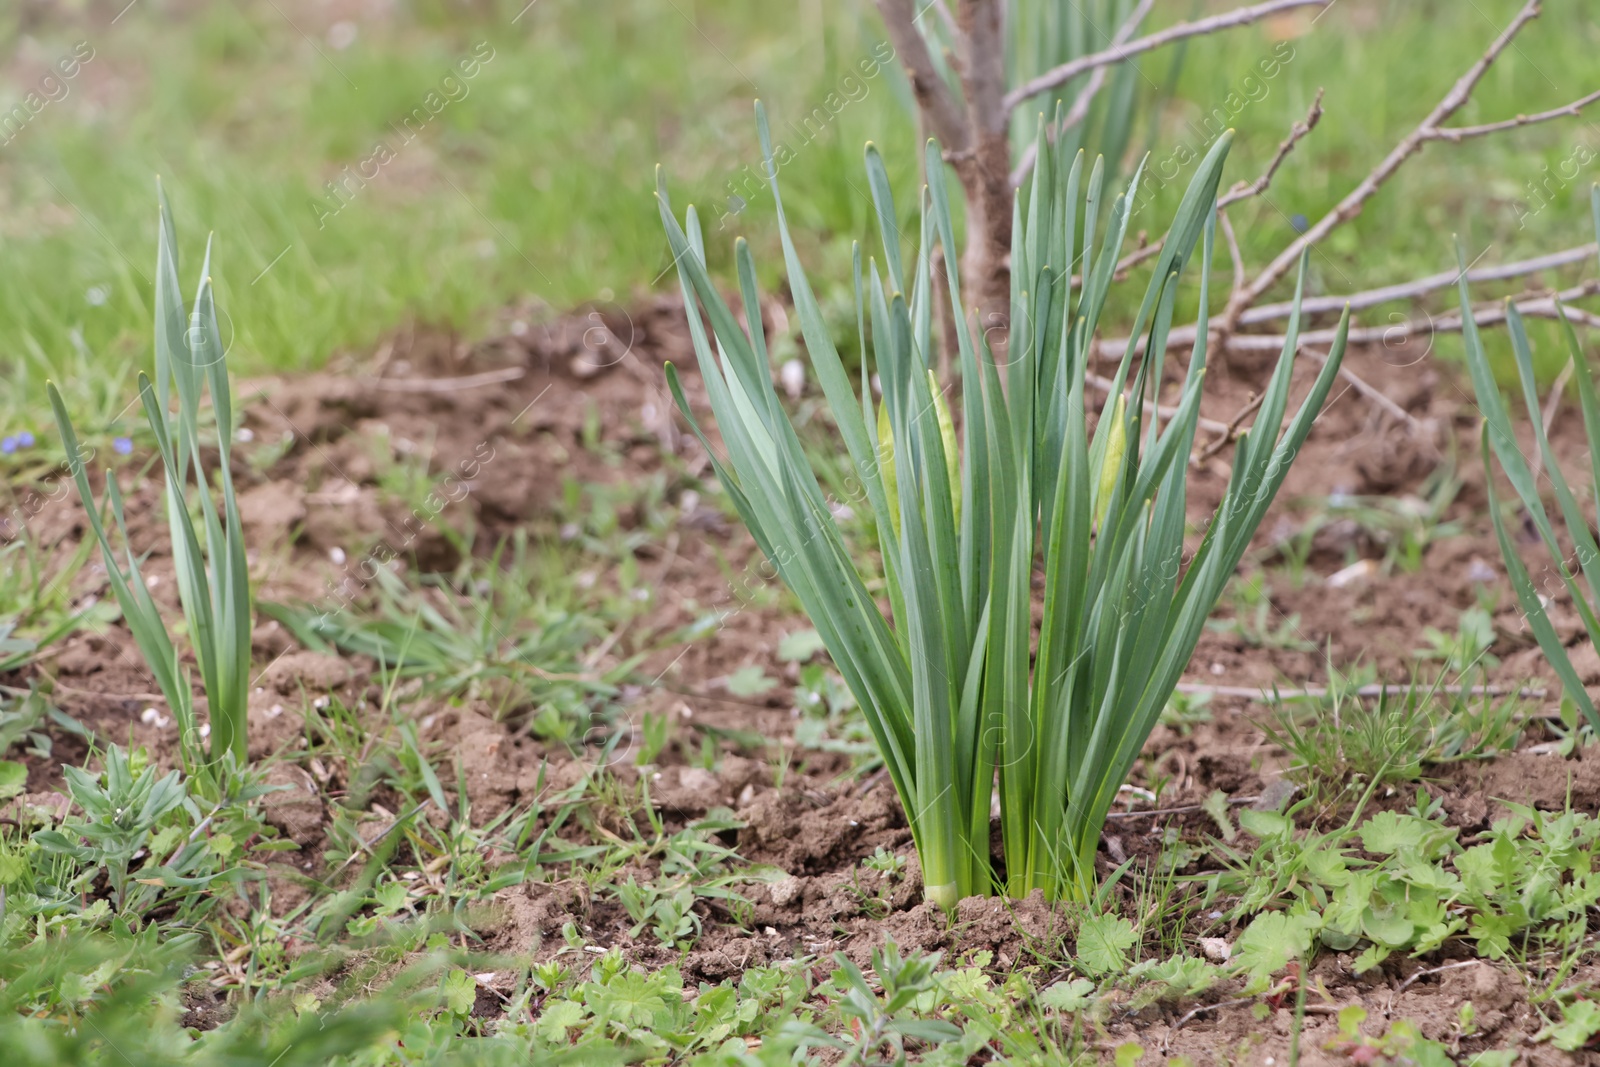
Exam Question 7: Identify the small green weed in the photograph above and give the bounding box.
[23,745,267,926]
[1285,463,1463,576]
[265,534,637,745]
[1414,604,1500,674]
[1207,573,1316,652]
[1160,689,1214,736]
[1215,795,1600,980]
[1261,664,1526,794]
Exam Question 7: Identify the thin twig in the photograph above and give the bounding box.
[1111,275,1600,368]
[1213,279,1600,352]
[1101,242,1600,357]
[1117,239,1164,275]
[1235,242,1599,327]
[1543,357,1575,435]
[47,679,168,704]
[1299,343,1425,434]
[331,800,431,876]
[1425,88,1600,142]
[1163,997,1257,1047]
[1216,89,1325,209]
[1008,0,1156,188]
[1200,348,1396,464]
[1219,0,1544,332]
[1198,390,1266,461]
[1106,795,1262,820]
[1385,961,1483,1013]
[1087,372,1231,435]
[1174,681,1548,702]
[1072,239,1164,288]
[1004,0,1328,114]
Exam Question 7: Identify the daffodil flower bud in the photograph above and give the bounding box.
[929,370,961,529]
[1095,394,1126,527]
[878,400,900,540]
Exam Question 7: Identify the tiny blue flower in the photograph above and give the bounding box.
[1290,213,1309,234]
[15,431,33,448]
[113,436,133,456]
[0,437,15,455]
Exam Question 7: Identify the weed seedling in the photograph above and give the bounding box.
[1207,572,1316,652]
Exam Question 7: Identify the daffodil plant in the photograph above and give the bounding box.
[1461,184,1600,737]
[659,106,1347,904]
[49,186,252,780]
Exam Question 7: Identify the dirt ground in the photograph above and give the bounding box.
[5,297,1599,1064]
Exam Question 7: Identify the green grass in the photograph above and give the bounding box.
[1,0,1596,440]
[0,0,916,431]
[261,531,649,747]
[1260,662,1527,796]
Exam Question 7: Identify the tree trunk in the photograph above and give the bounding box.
[956,0,1011,357]
[952,140,1012,357]
[874,0,1013,362]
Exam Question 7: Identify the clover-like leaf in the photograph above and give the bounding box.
[1075,914,1137,977]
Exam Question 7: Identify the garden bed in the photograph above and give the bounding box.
[5,299,1598,1062]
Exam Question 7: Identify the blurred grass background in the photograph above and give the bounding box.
[0,0,1596,433]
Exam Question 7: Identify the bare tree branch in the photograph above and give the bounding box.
[1002,0,1328,115]
[1209,279,1600,352]
[1236,242,1599,325]
[1425,88,1600,143]
[1198,388,1268,461]
[1069,235,1164,287]
[1218,0,1544,330]
[1175,681,1547,702]
[1108,242,1600,355]
[1216,89,1324,208]
[1111,239,1165,281]
[1008,0,1156,189]
[875,0,970,153]
[1193,282,1600,458]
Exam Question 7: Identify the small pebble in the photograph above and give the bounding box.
[780,359,805,399]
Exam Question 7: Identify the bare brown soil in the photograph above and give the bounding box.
[5,301,1599,1063]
